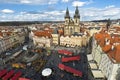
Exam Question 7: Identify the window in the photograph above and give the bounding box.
[70,28,72,34]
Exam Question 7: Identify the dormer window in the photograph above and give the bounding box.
[111,45,114,50]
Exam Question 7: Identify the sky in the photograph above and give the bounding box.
[0,0,120,21]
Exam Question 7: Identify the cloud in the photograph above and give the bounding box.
[0,10,66,21]
[81,6,120,21]
[62,0,69,2]
[20,0,31,4]
[0,5,120,21]
[0,0,59,5]
[0,9,14,13]
[105,5,115,9]
[72,0,93,7]
[72,1,86,7]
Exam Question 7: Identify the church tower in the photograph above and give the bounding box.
[65,7,70,25]
[74,6,80,33]
[64,7,80,36]
[64,7,71,36]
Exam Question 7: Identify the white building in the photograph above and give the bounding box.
[31,30,52,48]
[60,34,89,47]
[89,30,120,80]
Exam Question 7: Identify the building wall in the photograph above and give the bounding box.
[60,35,89,47]
[99,53,119,80]
[33,36,52,48]
[52,34,59,45]
[91,36,120,80]
[0,32,25,54]
[91,37,103,66]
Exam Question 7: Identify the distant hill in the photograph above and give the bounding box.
[0,19,119,26]
[0,21,64,26]
[91,19,120,22]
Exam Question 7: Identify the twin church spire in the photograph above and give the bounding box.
[65,6,80,19]
[65,7,70,18]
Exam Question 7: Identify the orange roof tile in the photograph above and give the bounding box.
[114,45,120,63]
[95,31,112,46]
[99,38,105,47]
[5,32,12,36]
[34,30,52,38]
[108,45,120,63]
[110,35,120,43]
[0,32,3,37]
[58,29,63,35]
[102,45,112,53]
[94,33,103,40]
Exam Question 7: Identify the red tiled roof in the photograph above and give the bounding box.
[114,45,120,62]
[113,37,120,43]
[0,32,3,37]
[94,27,120,63]
[33,30,52,38]
[5,32,12,36]
[94,33,103,40]
[108,45,120,63]
[99,38,105,47]
[58,29,63,35]
[102,45,112,53]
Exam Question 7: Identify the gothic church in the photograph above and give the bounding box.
[64,6,81,36]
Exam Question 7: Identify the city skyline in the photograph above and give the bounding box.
[0,0,120,21]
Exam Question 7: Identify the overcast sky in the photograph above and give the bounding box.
[0,0,120,21]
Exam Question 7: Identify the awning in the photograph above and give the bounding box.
[91,70,104,79]
[58,50,73,56]
[0,69,7,78]
[88,62,98,69]
[87,54,93,61]
[11,71,22,80]
[2,70,14,80]
[58,63,82,77]
[62,55,80,62]
[19,78,30,80]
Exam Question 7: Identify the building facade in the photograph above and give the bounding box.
[31,30,53,48]
[60,34,89,47]
[0,31,25,54]
[89,28,120,80]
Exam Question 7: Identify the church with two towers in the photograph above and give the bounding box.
[64,6,81,36]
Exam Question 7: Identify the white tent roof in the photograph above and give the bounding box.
[91,70,104,79]
[87,54,93,61]
[89,62,98,69]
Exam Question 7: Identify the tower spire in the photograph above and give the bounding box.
[74,6,80,19]
[65,7,70,18]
